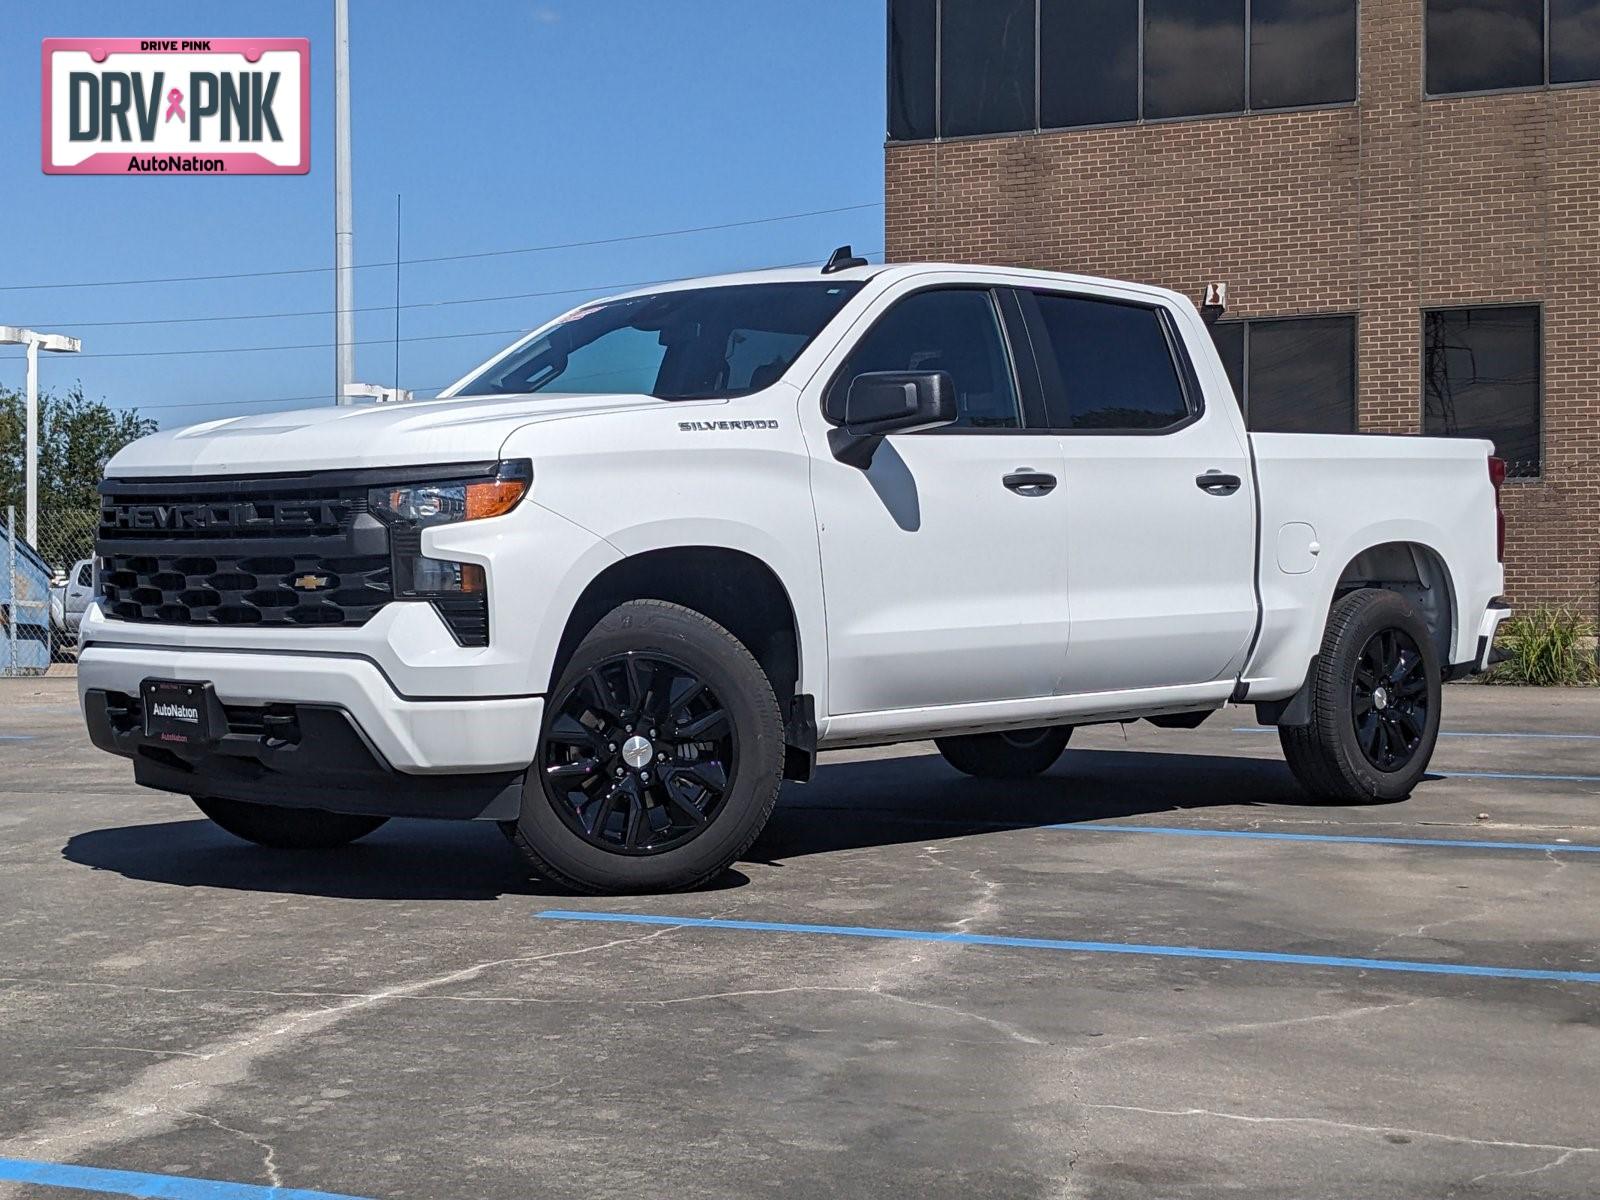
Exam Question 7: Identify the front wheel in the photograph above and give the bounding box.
[1279,588,1442,803]
[935,726,1073,778]
[192,796,389,848]
[506,599,785,893]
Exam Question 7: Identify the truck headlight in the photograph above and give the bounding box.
[367,460,531,526]
[368,460,530,647]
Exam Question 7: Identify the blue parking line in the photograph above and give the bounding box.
[0,735,36,741]
[1234,726,1600,742]
[0,1157,373,1199]
[536,911,1600,985]
[1054,822,1600,853]
[1435,769,1600,783]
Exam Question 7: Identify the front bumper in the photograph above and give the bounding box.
[79,646,542,820]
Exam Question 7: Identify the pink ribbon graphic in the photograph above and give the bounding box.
[164,88,185,123]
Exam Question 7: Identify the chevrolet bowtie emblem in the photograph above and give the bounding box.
[292,574,331,591]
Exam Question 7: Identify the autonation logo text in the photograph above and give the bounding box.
[43,38,309,175]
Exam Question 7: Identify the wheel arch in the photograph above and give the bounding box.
[548,546,806,731]
[1331,540,1457,666]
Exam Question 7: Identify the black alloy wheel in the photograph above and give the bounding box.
[541,652,736,855]
[1351,628,1430,771]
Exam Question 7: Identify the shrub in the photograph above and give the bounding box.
[1486,607,1598,686]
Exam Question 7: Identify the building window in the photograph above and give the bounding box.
[1427,0,1600,94]
[1423,306,1541,478]
[886,0,1357,141]
[1250,0,1361,109]
[940,0,1035,137]
[1210,315,1357,433]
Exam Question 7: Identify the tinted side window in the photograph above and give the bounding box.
[834,290,1021,429]
[1030,293,1192,430]
[77,563,93,587]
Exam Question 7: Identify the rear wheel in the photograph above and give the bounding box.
[507,600,784,893]
[1279,588,1441,803]
[935,726,1073,778]
[192,796,388,848]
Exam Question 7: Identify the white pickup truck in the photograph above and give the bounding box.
[80,255,1509,892]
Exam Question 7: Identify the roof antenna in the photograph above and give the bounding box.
[822,244,869,274]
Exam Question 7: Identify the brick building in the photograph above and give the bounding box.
[884,0,1600,618]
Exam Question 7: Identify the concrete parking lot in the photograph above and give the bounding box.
[1,678,1597,1199]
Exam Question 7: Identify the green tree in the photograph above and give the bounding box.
[0,383,156,565]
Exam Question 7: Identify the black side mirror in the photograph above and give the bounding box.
[827,371,957,468]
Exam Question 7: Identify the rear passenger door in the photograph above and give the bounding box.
[1013,287,1258,694]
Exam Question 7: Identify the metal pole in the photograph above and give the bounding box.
[24,338,38,547]
[394,192,401,391]
[333,0,356,404]
[7,506,17,674]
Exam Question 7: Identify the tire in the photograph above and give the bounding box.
[507,599,785,894]
[1278,588,1442,804]
[935,726,1073,778]
[192,796,389,848]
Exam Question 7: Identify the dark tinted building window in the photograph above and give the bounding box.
[1247,318,1357,432]
[1250,0,1359,108]
[1426,0,1544,93]
[835,289,1022,429]
[1029,293,1191,430]
[888,0,938,139]
[1209,321,1246,408]
[1552,0,1600,82]
[1040,0,1139,128]
[1209,316,1356,432]
[940,0,1035,137]
[1144,0,1246,119]
[1424,307,1541,477]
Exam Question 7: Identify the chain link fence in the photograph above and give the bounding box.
[2,504,98,675]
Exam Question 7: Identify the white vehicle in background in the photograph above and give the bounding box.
[78,251,1509,893]
[57,558,95,646]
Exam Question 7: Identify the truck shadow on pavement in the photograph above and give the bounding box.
[60,748,1386,898]
[750,747,1400,862]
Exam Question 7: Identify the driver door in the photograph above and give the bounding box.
[806,285,1068,716]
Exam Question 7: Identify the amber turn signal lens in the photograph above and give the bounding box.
[465,477,529,520]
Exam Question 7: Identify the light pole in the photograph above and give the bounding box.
[0,326,82,547]
[333,0,356,404]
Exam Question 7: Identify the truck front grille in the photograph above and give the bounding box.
[98,552,391,626]
[96,473,393,629]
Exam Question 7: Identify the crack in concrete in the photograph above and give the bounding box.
[170,1106,282,1190]
[1082,1101,1600,1158]
[0,925,681,1168]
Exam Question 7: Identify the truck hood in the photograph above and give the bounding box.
[105,392,676,478]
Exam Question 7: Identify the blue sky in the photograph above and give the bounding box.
[0,1,886,428]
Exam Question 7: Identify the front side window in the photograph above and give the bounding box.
[76,563,93,587]
[1423,306,1541,478]
[458,282,862,400]
[832,289,1022,429]
[1211,315,1357,433]
[1028,293,1192,430]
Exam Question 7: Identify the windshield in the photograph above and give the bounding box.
[456,281,865,399]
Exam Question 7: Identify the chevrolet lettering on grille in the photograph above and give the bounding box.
[103,501,343,533]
